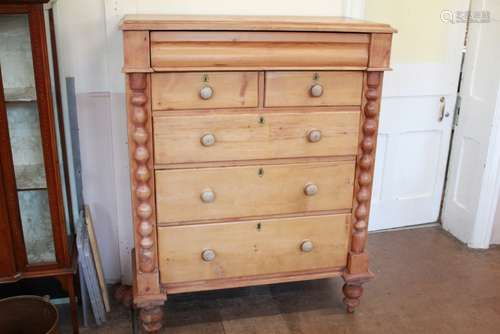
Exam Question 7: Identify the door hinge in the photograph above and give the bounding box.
[453,95,462,127]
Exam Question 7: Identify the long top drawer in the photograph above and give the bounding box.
[150,31,369,70]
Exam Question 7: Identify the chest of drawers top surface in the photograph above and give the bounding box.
[120,14,395,33]
[122,15,394,331]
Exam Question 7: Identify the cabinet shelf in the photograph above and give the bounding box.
[4,87,37,102]
[17,187,48,192]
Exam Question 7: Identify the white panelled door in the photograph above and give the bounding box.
[442,0,500,246]
[366,1,469,230]
[370,95,455,230]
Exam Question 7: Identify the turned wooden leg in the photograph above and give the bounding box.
[342,268,373,314]
[342,282,364,313]
[66,274,80,334]
[140,305,164,332]
[56,274,80,333]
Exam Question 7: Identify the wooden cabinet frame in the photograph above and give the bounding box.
[0,2,78,332]
[0,1,72,277]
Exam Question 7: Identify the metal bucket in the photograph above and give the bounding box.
[0,295,59,334]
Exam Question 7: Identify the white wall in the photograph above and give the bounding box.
[53,0,347,283]
[52,0,121,282]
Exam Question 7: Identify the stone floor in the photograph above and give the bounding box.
[59,226,500,333]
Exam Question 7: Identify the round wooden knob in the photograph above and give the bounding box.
[304,183,318,196]
[310,84,324,97]
[307,129,322,143]
[199,85,214,100]
[200,189,215,203]
[301,240,314,253]
[200,133,216,147]
[201,249,216,262]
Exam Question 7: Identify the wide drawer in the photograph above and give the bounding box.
[151,31,369,70]
[153,110,360,164]
[158,214,350,284]
[151,72,258,110]
[155,160,355,223]
[265,71,363,107]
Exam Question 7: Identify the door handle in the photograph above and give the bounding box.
[439,96,450,121]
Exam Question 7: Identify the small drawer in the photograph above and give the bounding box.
[158,214,350,284]
[265,71,363,107]
[155,160,355,223]
[153,110,360,164]
[151,72,258,110]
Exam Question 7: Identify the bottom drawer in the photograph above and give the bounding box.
[158,214,350,284]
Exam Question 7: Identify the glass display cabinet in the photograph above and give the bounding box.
[0,1,78,332]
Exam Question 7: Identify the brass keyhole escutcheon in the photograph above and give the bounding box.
[202,74,209,83]
[258,168,264,177]
[310,73,323,97]
[257,223,262,231]
[258,116,265,124]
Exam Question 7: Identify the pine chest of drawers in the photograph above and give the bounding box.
[121,15,394,332]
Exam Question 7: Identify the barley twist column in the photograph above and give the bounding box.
[343,71,381,313]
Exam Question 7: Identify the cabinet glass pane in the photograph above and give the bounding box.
[0,14,56,264]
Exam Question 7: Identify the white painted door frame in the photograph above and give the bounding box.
[462,87,500,248]
[343,0,365,18]
[442,0,500,248]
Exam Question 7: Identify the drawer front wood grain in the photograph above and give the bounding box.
[155,161,355,223]
[151,72,258,110]
[158,214,350,283]
[151,31,369,70]
[153,110,360,164]
[265,71,363,107]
